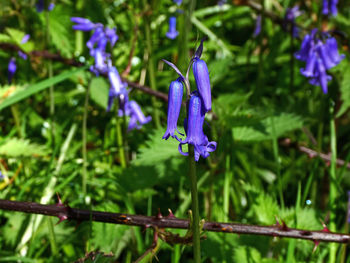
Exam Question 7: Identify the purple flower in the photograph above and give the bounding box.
[105,28,118,47]
[0,171,3,181]
[36,0,54,12]
[173,0,182,5]
[8,58,16,84]
[21,34,30,44]
[107,67,125,111]
[295,29,344,94]
[253,15,261,38]
[163,79,184,141]
[178,92,216,162]
[284,6,301,37]
[126,101,152,131]
[193,58,211,112]
[323,0,338,16]
[218,0,227,6]
[71,17,96,31]
[166,17,179,40]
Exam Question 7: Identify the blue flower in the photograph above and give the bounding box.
[166,17,179,40]
[284,6,301,37]
[295,29,344,93]
[71,17,96,31]
[163,79,184,141]
[36,0,54,12]
[125,101,152,131]
[322,0,338,16]
[8,58,16,84]
[253,15,261,38]
[173,0,182,5]
[178,92,216,162]
[192,58,211,112]
[107,66,125,111]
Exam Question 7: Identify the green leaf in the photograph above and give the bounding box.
[0,138,48,157]
[234,246,262,263]
[233,112,303,142]
[251,192,279,225]
[337,62,350,117]
[5,28,26,45]
[0,66,87,112]
[90,77,109,109]
[48,6,74,57]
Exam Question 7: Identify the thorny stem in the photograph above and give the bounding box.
[1,199,350,244]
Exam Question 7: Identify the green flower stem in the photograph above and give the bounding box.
[45,8,55,148]
[290,25,294,91]
[188,145,201,262]
[329,101,338,263]
[10,105,22,138]
[116,115,126,168]
[142,0,160,128]
[82,78,92,194]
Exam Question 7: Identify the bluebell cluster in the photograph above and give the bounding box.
[295,29,344,94]
[322,0,338,16]
[163,41,216,161]
[71,17,151,131]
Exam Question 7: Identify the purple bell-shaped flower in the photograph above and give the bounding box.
[163,79,184,141]
[8,58,16,84]
[166,17,179,40]
[127,101,152,131]
[322,0,338,16]
[178,92,216,162]
[193,58,212,112]
[71,17,96,31]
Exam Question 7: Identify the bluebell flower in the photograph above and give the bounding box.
[36,0,54,12]
[0,171,3,181]
[178,92,216,162]
[218,0,227,6]
[193,58,211,112]
[71,17,96,31]
[105,28,118,47]
[21,34,30,44]
[295,29,344,93]
[253,15,261,38]
[107,66,125,111]
[163,79,184,141]
[8,58,16,84]
[322,0,338,16]
[126,101,152,131]
[166,17,179,40]
[173,0,182,5]
[284,6,301,37]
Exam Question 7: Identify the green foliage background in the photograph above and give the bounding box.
[0,0,350,262]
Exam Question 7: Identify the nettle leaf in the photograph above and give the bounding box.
[233,112,303,142]
[0,138,48,157]
[48,6,74,58]
[252,192,279,225]
[234,246,262,263]
[337,62,350,117]
[90,77,109,109]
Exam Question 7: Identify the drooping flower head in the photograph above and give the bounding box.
[36,0,54,12]
[295,29,344,93]
[178,92,216,161]
[284,6,301,37]
[8,58,16,84]
[125,101,152,131]
[218,0,227,6]
[166,17,179,40]
[107,66,126,112]
[173,0,182,5]
[193,47,212,112]
[253,15,262,38]
[322,0,338,16]
[163,79,184,141]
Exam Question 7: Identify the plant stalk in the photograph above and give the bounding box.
[329,101,338,263]
[82,78,92,194]
[188,145,201,262]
